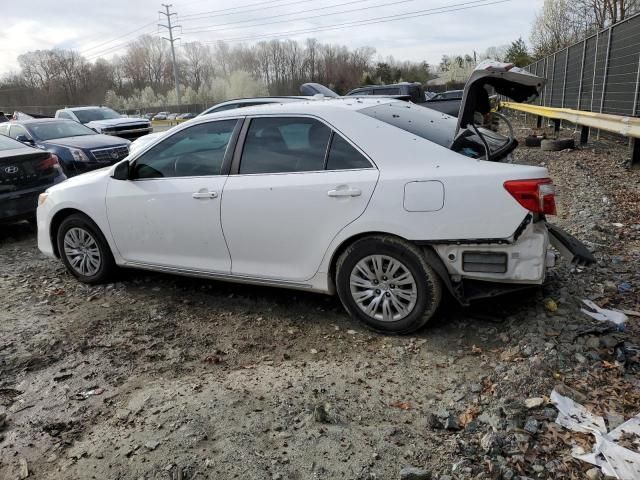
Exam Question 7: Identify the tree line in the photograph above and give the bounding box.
[0,37,435,113]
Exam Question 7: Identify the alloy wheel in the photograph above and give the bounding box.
[63,227,102,277]
[349,254,417,322]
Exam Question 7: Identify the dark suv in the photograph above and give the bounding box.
[345,82,426,104]
[0,135,66,224]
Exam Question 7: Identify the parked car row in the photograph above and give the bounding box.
[147,112,197,121]
[35,61,594,334]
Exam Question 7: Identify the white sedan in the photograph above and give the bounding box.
[36,89,591,333]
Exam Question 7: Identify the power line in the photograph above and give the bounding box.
[159,4,182,108]
[203,0,511,44]
[84,0,506,61]
[180,0,304,19]
[199,0,509,43]
[181,0,408,34]
[79,21,158,55]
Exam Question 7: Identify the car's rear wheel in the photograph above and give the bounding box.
[56,214,116,284]
[335,236,441,334]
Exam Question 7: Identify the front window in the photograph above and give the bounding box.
[27,121,97,141]
[8,124,32,141]
[72,108,122,123]
[132,119,238,179]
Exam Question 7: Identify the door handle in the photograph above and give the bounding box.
[192,190,218,199]
[327,187,361,197]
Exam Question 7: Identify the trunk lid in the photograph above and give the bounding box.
[455,60,545,135]
[0,147,57,194]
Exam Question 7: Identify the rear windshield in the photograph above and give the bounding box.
[28,121,96,140]
[358,101,456,148]
[72,108,122,123]
[0,135,23,151]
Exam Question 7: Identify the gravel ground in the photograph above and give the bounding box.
[1,119,639,480]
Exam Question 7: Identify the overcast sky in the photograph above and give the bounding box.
[0,0,544,76]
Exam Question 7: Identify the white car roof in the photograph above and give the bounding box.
[197,96,400,121]
[62,106,113,111]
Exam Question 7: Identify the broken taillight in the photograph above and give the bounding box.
[38,153,59,171]
[503,178,556,215]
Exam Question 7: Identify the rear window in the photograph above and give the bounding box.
[372,87,400,95]
[72,108,122,123]
[0,134,23,151]
[357,102,456,148]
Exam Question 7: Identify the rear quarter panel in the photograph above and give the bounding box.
[313,109,548,274]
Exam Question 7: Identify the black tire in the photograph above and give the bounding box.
[335,235,442,334]
[541,138,575,151]
[524,135,543,147]
[56,213,116,284]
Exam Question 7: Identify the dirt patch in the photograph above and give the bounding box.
[1,120,638,479]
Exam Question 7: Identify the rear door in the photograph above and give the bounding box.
[221,116,378,282]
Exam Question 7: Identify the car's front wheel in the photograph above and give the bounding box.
[336,236,442,334]
[56,214,116,284]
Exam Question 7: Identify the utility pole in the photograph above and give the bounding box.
[159,4,181,108]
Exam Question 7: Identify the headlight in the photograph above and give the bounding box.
[38,193,49,206]
[69,148,90,162]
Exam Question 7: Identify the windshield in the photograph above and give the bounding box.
[0,135,23,151]
[28,121,96,141]
[72,108,122,123]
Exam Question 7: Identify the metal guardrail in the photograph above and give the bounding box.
[500,101,640,166]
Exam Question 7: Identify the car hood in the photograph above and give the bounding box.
[85,118,149,128]
[456,60,545,135]
[43,135,131,150]
[48,164,111,192]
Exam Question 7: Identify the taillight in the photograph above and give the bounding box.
[38,153,59,171]
[503,178,556,215]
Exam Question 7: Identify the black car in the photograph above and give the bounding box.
[0,135,66,224]
[0,119,131,177]
[345,82,426,104]
[345,83,465,116]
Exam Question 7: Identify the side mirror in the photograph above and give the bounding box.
[111,160,130,180]
[16,135,34,145]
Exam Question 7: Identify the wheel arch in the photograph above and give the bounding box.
[327,231,455,297]
[49,208,96,258]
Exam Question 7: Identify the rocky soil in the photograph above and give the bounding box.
[1,119,639,479]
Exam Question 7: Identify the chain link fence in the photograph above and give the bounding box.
[526,13,640,118]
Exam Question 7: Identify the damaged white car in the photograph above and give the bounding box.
[36,62,593,333]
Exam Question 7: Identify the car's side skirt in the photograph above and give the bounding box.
[121,261,324,293]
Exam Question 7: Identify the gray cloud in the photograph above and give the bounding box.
[1,0,543,75]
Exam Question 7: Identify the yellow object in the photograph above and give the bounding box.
[544,298,558,313]
[500,102,640,139]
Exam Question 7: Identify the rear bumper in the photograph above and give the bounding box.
[429,219,593,303]
[0,174,65,223]
[433,220,551,285]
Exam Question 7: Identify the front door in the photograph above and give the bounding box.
[221,116,379,282]
[106,119,240,272]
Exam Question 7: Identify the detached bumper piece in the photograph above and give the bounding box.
[546,222,595,266]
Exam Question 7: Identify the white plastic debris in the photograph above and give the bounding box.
[551,389,640,479]
[581,299,628,331]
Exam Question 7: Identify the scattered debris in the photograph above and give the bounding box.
[71,387,105,401]
[551,389,640,479]
[400,466,431,480]
[581,299,628,331]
